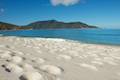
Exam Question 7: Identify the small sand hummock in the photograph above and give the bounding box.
[57,54,72,60]
[11,56,23,64]
[40,65,63,75]
[19,71,43,80]
[79,63,98,71]
[35,58,45,64]
[0,53,11,60]
[5,63,24,74]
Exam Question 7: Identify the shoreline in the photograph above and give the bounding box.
[0,36,120,80]
[1,36,120,47]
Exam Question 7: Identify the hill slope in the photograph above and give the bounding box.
[0,20,97,30]
[0,22,32,30]
[26,20,97,29]
[0,22,19,30]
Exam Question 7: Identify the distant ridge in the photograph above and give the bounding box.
[0,22,32,30]
[26,20,97,29]
[0,20,97,30]
[0,22,19,30]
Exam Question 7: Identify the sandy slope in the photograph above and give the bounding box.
[0,36,120,80]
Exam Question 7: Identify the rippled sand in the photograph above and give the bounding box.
[0,36,120,80]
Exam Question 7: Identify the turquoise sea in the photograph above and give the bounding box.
[0,29,120,45]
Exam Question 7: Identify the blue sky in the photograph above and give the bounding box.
[0,0,120,28]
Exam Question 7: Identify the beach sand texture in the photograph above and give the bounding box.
[0,36,120,80]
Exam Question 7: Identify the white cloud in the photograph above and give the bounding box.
[50,0,80,6]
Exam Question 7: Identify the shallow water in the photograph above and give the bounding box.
[0,29,120,45]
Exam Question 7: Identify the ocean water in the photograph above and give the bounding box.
[0,29,120,45]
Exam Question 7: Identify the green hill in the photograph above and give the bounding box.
[0,22,31,30]
[26,20,97,29]
[0,20,97,30]
[0,22,19,30]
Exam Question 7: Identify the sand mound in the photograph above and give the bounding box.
[40,65,63,75]
[4,63,23,74]
[19,71,43,80]
[11,56,23,64]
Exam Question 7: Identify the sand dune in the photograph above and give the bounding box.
[0,36,120,80]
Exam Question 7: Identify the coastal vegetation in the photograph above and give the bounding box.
[0,20,97,30]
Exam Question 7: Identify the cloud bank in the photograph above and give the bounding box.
[50,0,80,6]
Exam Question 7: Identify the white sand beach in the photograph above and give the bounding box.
[0,36,120,80]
